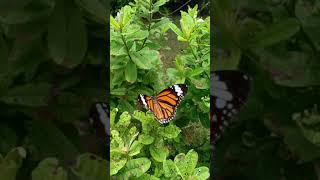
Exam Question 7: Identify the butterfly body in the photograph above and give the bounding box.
[138,84,188,124]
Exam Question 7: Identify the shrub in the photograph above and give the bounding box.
[110,109,209,179]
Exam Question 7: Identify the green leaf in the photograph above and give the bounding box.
[118,111,131,127]
[48,0,87,68]
[71,153,108,180]
[160,124,181,139]
[7,38,46,81]
[28,120,79,161]
[248,18,300,48]
[32,158,68,180]
[295,0,320,50]
[151,17,171,29]
[283,126,320,163]
[130,51,152,69]
[110,151,126,175]
[190,77,209,89]
[110,40,127,56]
[125,61,137,83]
[129,141,143,156]
[296,113,320,146]
[74,0,107,24]
[0,124,18,154]
[111,55,128,69]
[153,0,169,8]
[110,16,120,30]
[120,6,133,28]
[212,47,241,71]
[194,167,210,179]
[163,159,178,178]
[125,27,149,41]
[174,149,198,178]
[0,83,51,107]
[180,12,195,39]
[149,140,169,162]
[186,68,204,77]
[138,134,154,145]
[168,23,184,37]
[111,88,126,96]
[122,158,151,178]
[0,147,26,180]
[110,108,118,127]
[131,174,160,180]
[0,0,54,24]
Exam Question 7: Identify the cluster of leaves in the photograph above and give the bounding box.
[167,5,210,127]
[110,109,209,179]
[110,0,171,112]
[110,1,211,178]
[213,0,320,179]
[110,0,210,126]
[0,0,108,179]
[0,147,108,180]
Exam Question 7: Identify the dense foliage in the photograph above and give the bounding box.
[110,0,210,179]
[0,0,108,179]
[110,109,209,179]
[214,0,320,179]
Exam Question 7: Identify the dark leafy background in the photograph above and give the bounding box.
[213,0,320,179]
[0,0,109,179]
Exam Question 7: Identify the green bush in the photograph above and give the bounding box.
[110,1,210,127]
[110,0,171,112]
[110,109,209,179]
[110,1,210,178]
[167,5,210,127]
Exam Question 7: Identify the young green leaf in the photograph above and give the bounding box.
[0,147,26,180]
[125,61,137,83]
[149,140,169,162]
[122,158,151,178]
[110,151,127,175]
[32,158,68,180]
[110,16,120,30]
[71,153,108,180]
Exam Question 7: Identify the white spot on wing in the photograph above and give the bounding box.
[96,103,110,136]
[216,99,226,109]
[139,94,148,109]
[174,85,183,97]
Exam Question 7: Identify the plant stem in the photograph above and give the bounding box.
[120,29,133,61]
[140,0,153,50]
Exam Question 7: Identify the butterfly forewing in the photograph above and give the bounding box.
[138,84,188,124]
[211,71,251,142]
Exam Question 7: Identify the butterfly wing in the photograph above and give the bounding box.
[211,71,251,142]
[89,102,110,159]
[138,84,188,124]
[89,102,110,138]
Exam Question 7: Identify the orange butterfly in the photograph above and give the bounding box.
[138,84,188,124]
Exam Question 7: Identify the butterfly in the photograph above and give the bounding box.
[138,84,188,124]
[211,70,251,143]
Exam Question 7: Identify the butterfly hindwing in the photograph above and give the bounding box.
[211,70,251,142]
[138,84,188,124]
